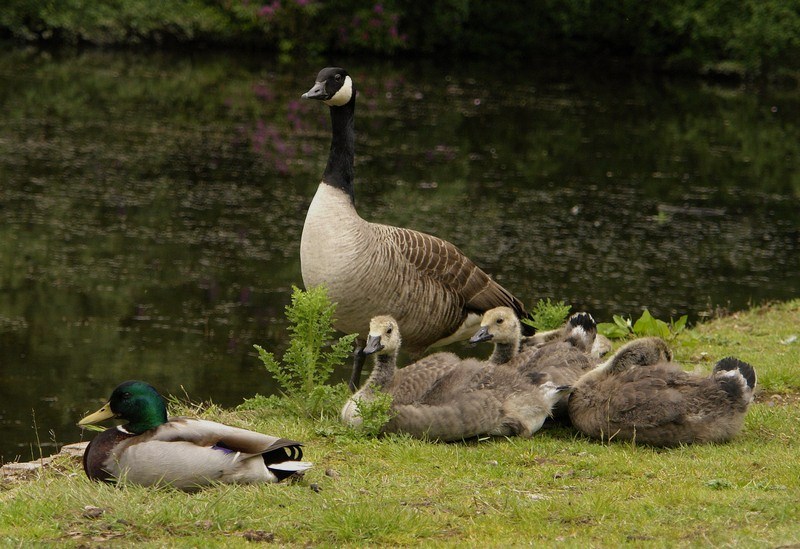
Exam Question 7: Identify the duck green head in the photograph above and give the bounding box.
[78,380,168,434]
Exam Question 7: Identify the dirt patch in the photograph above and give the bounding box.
[756,393,800,406]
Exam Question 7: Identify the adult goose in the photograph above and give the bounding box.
[342,315,565,441]
[567,338,758,446]
[469,307,596,418]
[300,67,532,391]
[79,380,311,490]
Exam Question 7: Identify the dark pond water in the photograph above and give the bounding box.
[1,47,798,461]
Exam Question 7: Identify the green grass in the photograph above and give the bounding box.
[2,300,799,547]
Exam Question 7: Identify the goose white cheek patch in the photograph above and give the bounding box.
[324,76,353,106]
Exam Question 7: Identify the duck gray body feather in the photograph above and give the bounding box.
[79,381,310,490]
[83,418,308,490]
[567,338,757,446]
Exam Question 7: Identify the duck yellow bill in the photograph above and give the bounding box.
[78,402,116,426]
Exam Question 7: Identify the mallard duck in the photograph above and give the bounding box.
[567,337,758,446]
[300,67,533,392]
[79,380,311,490]
[343,315,566,440]
[469,307,596,418]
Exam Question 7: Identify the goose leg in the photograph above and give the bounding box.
[348,340,366,393]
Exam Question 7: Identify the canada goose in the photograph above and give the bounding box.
[300,67,533,391]
[469,307,596,417]
[79,381,311,490]
[567,337,758,446]
[343,315,566,441]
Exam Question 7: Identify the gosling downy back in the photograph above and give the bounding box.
[567,338,757,446]
[300,67,533,390]
[387,381,567,441]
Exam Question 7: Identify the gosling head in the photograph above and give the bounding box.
[607,337,673,373]
[469,307,522,346]
[363,315,402,356]
[301,67,354,107]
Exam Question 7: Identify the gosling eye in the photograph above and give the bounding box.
[496,318,504,324]
[386,327,393,335]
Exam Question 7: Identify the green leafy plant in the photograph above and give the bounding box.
[353,390,395,437]
[598,309,688,340]
[523,298,572,332]
[252,285,357,418]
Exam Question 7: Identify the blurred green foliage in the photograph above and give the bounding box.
[1,0,799,79]
[598,310,688,340]
[524,298,572,332]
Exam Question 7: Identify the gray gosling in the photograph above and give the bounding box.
[524,314,611,359]
[469,307,597,418]
[342,315,567,441]
[567,337,758,446]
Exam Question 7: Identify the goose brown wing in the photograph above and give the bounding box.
[154,418,304,460]
[384,225,528,318]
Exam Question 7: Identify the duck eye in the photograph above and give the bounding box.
[122,392,132,399]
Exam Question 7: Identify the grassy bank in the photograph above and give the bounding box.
[1,300,799,546]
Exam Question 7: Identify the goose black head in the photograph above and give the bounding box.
[302,67,354,107]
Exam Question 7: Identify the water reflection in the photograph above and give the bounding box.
[1,48,798,460]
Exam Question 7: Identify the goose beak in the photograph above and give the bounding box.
[363,334,384,355]
[469,326,492,344]
[78,401,116,426]
[302,81,327,100]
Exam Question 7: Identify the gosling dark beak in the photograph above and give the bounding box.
[469,326,492,344]
[363,334,384,355]
[301,81,328,100]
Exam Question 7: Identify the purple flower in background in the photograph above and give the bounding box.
[258,0,281,18]
[252,82,273,100]
[374,3,384,14]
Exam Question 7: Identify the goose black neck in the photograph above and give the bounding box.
[322,97,355,203]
